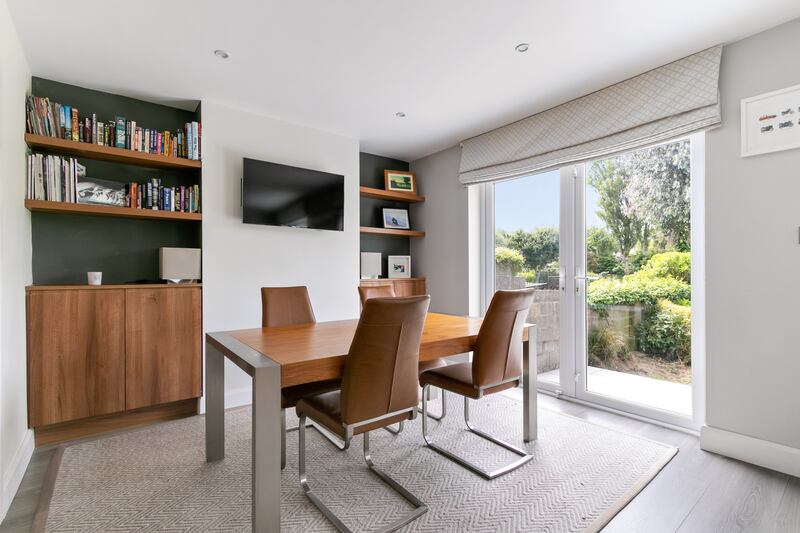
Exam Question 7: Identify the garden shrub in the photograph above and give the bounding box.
[495,247,524,275]
[520,270,536,284]
[587,274,690,310]
[588,327,629,365]
[636,300,691,363]
[638,251,691,283]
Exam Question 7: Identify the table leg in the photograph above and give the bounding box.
[522,325,538,443]
[252,364,282,532]
[206,341,225,462]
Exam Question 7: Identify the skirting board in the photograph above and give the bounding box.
[1,429,34,522]
[701,425,800,478]
[198,386,253,414]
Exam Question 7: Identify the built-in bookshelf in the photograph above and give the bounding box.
[24,199,201,222]
[359,186,425,203]
[25,134,201,170]
[359,226,425,237]
[26,77,202,285]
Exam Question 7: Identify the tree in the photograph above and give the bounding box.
[586,226,621,274]
[505,227,559,272]
[588,159,646,273]
[623,140,691,249]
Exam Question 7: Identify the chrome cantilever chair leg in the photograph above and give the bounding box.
[388,386,447,437]
[383,421,405,435]
[418,387,447,420]
[298,415,427,533]
[421,384,532,480]
[282,408,348,469]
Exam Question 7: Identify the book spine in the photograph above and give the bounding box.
[71,108,79,141]
[92,114,97,144]
[97,122,104,146]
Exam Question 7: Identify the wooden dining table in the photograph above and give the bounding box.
[205,312,537,533]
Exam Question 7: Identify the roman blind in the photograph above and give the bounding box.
[459,45,722,185]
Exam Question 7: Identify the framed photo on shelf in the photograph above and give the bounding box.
[384,170,417,193]
[382,208,410,230]
[388,255,411,279]
[741,83,800,157]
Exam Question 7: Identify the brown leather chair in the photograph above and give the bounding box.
[419,288,535,479]
[358,285,448,434]
[261,286,342,469]
[296,295,431,532]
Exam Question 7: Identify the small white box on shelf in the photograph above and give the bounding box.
[160,247,201,283]
[360,252,381,279]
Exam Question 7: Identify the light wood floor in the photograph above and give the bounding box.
[2,393,798,533]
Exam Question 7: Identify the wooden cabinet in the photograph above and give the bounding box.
[126,288,202,409]
[26,285,201,430]
[27,289,126,427]
[359,278,426,297]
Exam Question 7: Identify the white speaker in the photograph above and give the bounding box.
[159,247,201,283]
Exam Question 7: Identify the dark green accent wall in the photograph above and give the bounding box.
[30,78,201,284]
[359,152,410,278]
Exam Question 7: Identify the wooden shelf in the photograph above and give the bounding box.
[27,283,202,291]
[359,186,425,203]
[25,134,202,170]
[25,200,201,222]
[360,226,425,237]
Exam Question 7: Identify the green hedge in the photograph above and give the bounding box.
[636,300,692,363]
[638,251,691,283]
[495,247,524,275]
[587,274,691,310]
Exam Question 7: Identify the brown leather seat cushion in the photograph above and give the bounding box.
[419,362,519,399]
[418,358,448,374]
[281,379,341,409]
[296,391,413,439]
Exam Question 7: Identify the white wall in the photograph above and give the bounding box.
[701,17,800,474]
[410,145,472,315]
[200,101,360,403]
[0,0,33,520]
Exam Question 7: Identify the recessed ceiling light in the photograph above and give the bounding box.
[395,112,406,118]
[214,49,230,59]
[515,43,529,53]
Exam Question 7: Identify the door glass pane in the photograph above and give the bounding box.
[494,170,560,384]
[584,139,692,415]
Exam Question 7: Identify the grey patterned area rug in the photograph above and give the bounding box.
[41,395,676,532]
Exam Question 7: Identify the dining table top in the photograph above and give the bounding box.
[217,312,530,388]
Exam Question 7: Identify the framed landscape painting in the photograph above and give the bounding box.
[384,170,417,193]
[741,83,800,157]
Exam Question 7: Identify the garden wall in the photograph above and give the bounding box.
[496,275,646,372]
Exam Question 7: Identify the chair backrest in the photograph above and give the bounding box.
[260,286,316,327]
[357,284,396,306]
[472,289,535,388]
[340,295,430,425]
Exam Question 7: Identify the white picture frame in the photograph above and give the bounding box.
[741,83,800,157]
[382,208,410,230]
[388,255,411,279]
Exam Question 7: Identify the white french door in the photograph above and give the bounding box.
[487,134,704,430]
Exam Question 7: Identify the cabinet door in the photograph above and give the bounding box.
[393,279,427,297]
[27,289,126,427]
[125,288,201,409]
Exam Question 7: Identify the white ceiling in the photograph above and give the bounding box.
[7,1,800,161]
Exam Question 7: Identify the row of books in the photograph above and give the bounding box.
[26,153,83,203]
[127,179,201,213]
[25,95,201,160]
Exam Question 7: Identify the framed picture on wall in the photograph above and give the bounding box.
[388,255,411,279]
[384,170,417,193]
[382,208,410,230]
[741,83,800,157]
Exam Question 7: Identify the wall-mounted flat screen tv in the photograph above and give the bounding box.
[242,158,344,231]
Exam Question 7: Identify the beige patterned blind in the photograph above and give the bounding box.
[459,46,722,184]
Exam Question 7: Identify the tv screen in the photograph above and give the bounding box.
[242,158,344,231]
